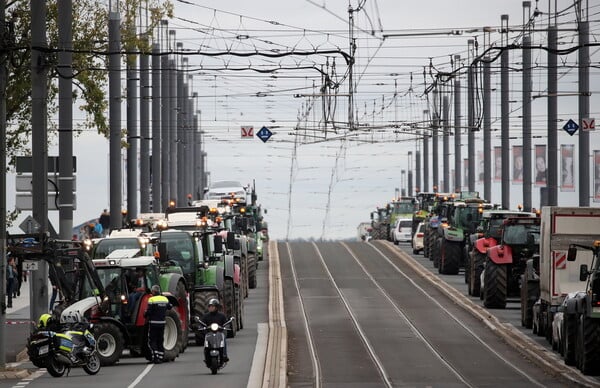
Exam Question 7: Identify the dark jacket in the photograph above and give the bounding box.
[201,310,228,327]
[144,295,171,325]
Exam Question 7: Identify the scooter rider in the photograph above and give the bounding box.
[144,285,172,364]
[201,298,229,362]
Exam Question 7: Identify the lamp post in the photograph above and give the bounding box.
[408,151,413,196]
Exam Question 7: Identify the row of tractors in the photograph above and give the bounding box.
[13,186,268,367]
[367,190,600,376]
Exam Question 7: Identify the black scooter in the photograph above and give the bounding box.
[195,317,234,374]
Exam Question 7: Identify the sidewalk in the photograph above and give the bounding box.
[1,281,38,379]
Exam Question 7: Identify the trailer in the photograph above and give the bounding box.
[529,207,600,354]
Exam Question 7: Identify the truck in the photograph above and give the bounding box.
[531,207,600,374]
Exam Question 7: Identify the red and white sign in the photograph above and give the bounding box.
[554,251,567,270]
[582,118,596,131]
[241,126,254,138]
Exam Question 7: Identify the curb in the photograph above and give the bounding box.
[261,240,287,388]
[0,367,30,380]
[381,241,600,388]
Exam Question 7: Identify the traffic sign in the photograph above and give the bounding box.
[582,118,596,131]
[256,126,273,143]
[23,261,39,271]
[563,119,579,136]
[241,126,254,138]
[15,174,76,192]
[15,156,76,173]
[19,215,41,233]
[15,192,77,211]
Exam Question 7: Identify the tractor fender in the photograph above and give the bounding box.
[247,236,257,254]
[443,228,464,242]
[233,263,241,285]
[474,237,497,254]
[565,293,585,315]
[223,254,235,279]
[163,294,180,308]
[159,273,187,297]
[487,244,513,265]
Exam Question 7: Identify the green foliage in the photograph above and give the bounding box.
[6,0,172,164]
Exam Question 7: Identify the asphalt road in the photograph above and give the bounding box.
[0,258,269,388]
[281,240,572,387]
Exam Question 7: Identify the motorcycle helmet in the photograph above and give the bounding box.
[208,298,220,308]
[38,313,53,329]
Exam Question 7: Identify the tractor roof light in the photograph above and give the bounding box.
[156,220,168,230]
[83,239,93,251]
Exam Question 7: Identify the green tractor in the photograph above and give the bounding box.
[437,197,493,275]
[388,197,418,241]
[412,192,437,238]
[370,206,390,240]
[422,193,455,262]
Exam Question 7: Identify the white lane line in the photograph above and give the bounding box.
[127,364,153,388]
[247,323,269,388]
[368,242,547,388]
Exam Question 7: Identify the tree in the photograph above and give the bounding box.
[5,0,173,164]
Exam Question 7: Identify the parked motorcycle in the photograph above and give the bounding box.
[195,317,234,374]
[27,321,101,377]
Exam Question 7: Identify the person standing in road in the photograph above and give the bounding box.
[144,285,171,364]
[6,256,16,308]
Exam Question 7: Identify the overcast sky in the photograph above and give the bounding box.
[7,0,600,239]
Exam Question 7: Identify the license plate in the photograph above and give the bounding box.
[38,345,48,355]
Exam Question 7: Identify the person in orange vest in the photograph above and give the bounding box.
[144,285,172,364]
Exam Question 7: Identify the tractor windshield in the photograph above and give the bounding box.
[455,207,483,233]
[392,201,416,215]
[503,224,540,246]
[92,238,147,260]
[157,233,196,275]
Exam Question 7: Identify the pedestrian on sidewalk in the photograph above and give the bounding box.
[6,256,16,308]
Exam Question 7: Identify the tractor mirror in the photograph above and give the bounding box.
[567,245,577,261]
[158,242,168,261]
[226,232,236,250]
[214,235,223,254]
[580,264,589,281]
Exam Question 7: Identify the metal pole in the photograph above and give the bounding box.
[31,0,49,329]
[442,95,449,192]
[58,0,73,239]
[126,37,138,220]
[467,40,476,192]
[109,9,122,229]
[501,14,510,209]
[483,58,491,202]
[186,79,193,198]
[415,149,421,193]
[169,55,178,203]
[160,21,170,210]
[140,37,150,213]
[547,5,558,206]
[0,0,8,367]
[432,90,439,190]
[578,4,590,206]
[151,41,161,212]
[523,2,532,211]
[176,46,184,203]
[423,109,429,192]
[193,99,199,198]
[408,151,413,196]
[454,55,461,192]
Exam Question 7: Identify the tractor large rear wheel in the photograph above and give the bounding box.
[193,290,219,346]
[564,314,577,366]
[423,228,430,258]
[431,235,441,268]
[483,257,507,309]
[579,316,600,375]
[469,251,485,297]
[439,241,461,275]
[223,279,237,338]
[236,285,244,330]
[520,276,538,329]
[163,309,182,361]
[175,280,188,353]
[248,254,257,289]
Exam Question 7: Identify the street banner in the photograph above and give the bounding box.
[513,146,523,184]
[535,145,547,187]
[560,144,575,191]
